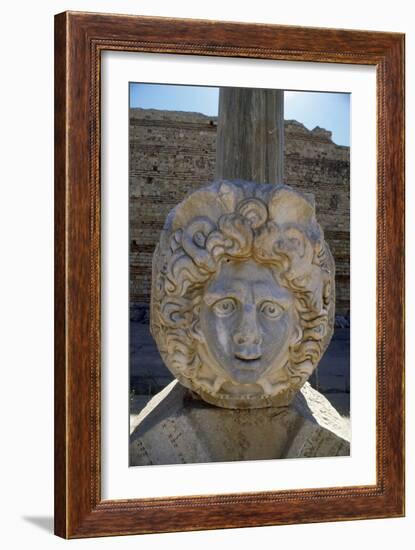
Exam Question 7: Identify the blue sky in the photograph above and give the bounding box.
[130,83,350,146]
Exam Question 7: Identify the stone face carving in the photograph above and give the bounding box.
[151,180,335,409]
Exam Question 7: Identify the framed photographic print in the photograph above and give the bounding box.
[54,11,405,538]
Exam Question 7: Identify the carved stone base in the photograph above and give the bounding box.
[130,380,350,466]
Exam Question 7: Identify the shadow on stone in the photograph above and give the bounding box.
[130,381,350,466]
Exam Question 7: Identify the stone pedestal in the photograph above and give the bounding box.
[130,380,350,466]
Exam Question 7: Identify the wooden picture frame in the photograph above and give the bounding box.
[54,11,405,538]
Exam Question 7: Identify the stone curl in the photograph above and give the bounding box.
[150,180,335,408]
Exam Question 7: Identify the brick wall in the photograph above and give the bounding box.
[129,108,350,314]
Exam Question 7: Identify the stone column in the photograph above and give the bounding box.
[215,88,284,184]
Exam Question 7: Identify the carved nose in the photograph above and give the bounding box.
[233,305,262,346]
[233,321,262,346]
[234,332,261,345]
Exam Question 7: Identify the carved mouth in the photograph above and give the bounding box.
[234,353,262,363]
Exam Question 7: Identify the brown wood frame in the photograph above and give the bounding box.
[54,10,405,539]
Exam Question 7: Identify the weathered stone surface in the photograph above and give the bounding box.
[130,179,348,464]
[129,109,350,314]
[129,319,351,414]
[151,180,335,409]
[215,88,284,184]
[130,380,350,465]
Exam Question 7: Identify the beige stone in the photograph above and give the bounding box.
[130,380,349,466]
[150,180,335,409]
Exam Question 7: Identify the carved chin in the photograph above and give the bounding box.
[227,357,265,384]
[189,357,296,409]
[193,342,291,403]
[214,354,281,385]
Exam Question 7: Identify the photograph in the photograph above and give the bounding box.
[128,83,351,466]
[51,10,404,538]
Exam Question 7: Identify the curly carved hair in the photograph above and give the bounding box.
[150,180,335,408]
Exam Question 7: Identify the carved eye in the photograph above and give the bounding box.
[259,301,283,319]
[212,298,236,317]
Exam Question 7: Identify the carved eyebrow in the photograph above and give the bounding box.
[254,281,292,305]
[203,289,245,306]
[258,295,291,309]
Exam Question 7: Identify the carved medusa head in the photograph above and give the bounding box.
[150,181,335,409]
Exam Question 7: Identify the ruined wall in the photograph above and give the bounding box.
[284,121,350,314]
[129,108,350,315]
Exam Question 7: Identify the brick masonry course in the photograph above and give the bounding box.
[129,108,350,315]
